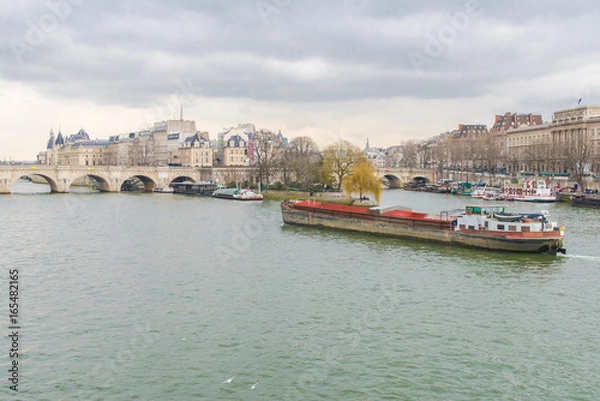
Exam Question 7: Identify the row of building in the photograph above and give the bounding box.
[37,105,600,176]
[37,120,287,168]
[362,106,600,176]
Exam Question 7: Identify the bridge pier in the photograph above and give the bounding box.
[0,178,10,194]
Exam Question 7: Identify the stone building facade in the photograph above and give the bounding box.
[505,106,600,174]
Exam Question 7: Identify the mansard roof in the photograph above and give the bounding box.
[492,112,543,131]
[67,128,90,143]
[226,133,247,147]
[70,139,109,148]
[183,132,200,144]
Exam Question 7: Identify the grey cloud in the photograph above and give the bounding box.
[2,0,600,109]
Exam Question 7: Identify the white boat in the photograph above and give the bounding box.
[501,180,559,202]
[234,188,263,201]
[482,189,501,201]
[471,186,488,198]
[472,186,500,200]
[153,185,174,193]
[213,187,263,201]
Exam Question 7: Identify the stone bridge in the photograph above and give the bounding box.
[0,165,434,193]
[377,168,434,188]
[0,165,259,194]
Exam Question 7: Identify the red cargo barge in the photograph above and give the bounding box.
[280,200,566,254]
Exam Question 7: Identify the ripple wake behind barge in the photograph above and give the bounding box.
[280,200,566,254]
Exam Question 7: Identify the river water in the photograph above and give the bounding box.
[2,180,599,400]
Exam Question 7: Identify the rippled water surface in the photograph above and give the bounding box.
[1,181,599,400]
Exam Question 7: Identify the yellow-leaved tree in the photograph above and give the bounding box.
[342,157,382,204]
[319,140,364,191]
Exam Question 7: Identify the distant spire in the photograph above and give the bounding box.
[365,138,370,152]
[47,128,55,149]
[180,104,183,121]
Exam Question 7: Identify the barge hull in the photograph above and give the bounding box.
[281,203,564,254]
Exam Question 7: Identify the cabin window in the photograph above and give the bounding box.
[508,225,517,232]
[521,226,530,232]
[459,224,466,229]
[468,225,475,230]
[497,224,505,230]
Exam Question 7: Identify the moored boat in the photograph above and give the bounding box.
[450,182,473,196]
[570,194,600,208]
[482,189,501,201]
[280,200,565,254]
[171,181,220,196]
[501,180,559,202]
[470,185,489,198]
[153,185,174,193]
[213,187,263,201]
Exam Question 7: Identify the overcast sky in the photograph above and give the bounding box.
[2,0,600,160]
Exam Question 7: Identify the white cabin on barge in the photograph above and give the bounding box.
[456,205,562,234]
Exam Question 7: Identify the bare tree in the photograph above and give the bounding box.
[447,136,468,180]
[401,140,418,169]
[417,142,431,170]
[282,136,321,189]
[128,137,154,166]
[432,136,452,181]
[560,129,594,191]
[253,130,284,188]
[480,132,504,177]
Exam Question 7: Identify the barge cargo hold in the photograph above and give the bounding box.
[280,200,566,254]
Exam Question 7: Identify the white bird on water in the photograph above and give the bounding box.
[222,376,234,384]
[250,379,260,390]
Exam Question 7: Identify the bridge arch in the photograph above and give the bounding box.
[382,174,402,188]
[412,176,430,183]
[67,174,112,192]
[118,174,157,192]
[169,175,195,184]
[18,173,59,192]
